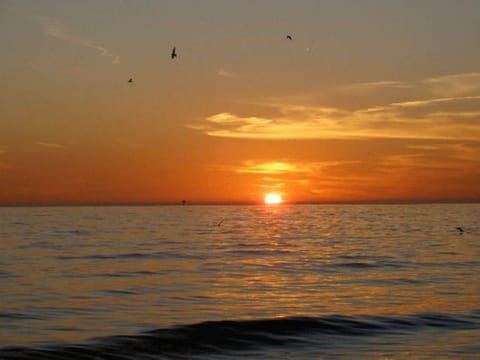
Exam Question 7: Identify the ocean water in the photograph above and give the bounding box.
[0,204,479,359]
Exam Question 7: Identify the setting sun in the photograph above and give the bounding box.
[264,193,282,204]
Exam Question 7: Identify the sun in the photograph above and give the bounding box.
[264,193,282,205]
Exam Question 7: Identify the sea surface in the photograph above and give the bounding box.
[0,204,479,359]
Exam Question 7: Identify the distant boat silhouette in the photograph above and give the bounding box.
[128,78,133,83]
[286,35,292,40]
[456,227,464,233]
[171,47,177,59]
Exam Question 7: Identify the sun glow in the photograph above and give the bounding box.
[264,193,282,204]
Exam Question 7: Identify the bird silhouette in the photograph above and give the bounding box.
[128,78,133,83]
[286,35,292,40]
[171,47,177,59]
[456,227,464,233]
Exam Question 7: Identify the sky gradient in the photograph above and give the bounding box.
[1,0,480,204]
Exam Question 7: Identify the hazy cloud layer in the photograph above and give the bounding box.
[39,16,120,65]
[190,72,480,140]
[237,143,480,201]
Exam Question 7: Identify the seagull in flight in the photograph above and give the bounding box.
[286,35,292,40]
[171,47,177,59]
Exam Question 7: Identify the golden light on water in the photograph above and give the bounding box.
[264,193,282,204]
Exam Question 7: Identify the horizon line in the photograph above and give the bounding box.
[1,199,479,207]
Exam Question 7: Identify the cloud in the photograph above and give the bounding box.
[424,73,480,97]
[217,69,238,78]
[260,182,286,189]
[406,144,443,151]
[190,110,357,140]
[339,72,480,97]
[233,160,357,177]
[223,147,480,201]
[238,163,319,192]
[390,95,480,108]
[35,142,67,149]
[39,16,120,65]
[443,143,480,163]
[339,80,412,92]
[189,72,480,141]
[236,161,312,174]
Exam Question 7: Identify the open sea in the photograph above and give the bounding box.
[0,204,479,359]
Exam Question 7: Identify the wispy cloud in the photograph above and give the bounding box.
[424,73,480,97]
[35,142,68,149]
[236,161,312,174]
[260,182,286,189]
[339,80,412,91]
[217,69,238,78]
[390,95,480,108]
[340,72,480,97]
[189,72,480,141]
[406,144,443,151]
[38,16,119,65]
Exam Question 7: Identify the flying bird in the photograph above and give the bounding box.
[286,35,292,40]
[456,227,464,233]
[171,47,177,59]
[128,78,133,83]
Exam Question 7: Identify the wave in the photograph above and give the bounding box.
[1,311,479,359]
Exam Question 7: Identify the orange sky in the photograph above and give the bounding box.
[1,1,480,204]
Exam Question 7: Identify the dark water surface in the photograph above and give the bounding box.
[1,204,479,358]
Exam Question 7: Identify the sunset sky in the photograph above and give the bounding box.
[1,0,480,204]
